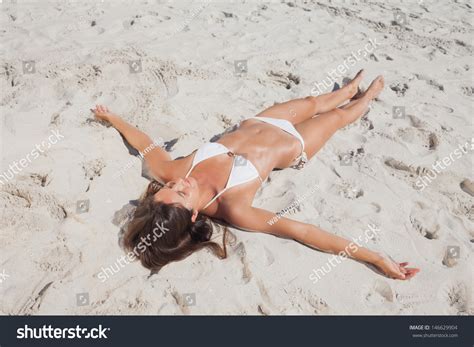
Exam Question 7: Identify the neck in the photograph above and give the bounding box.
[190,172,217,211]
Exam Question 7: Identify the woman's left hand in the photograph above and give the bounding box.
[374,256,420,280]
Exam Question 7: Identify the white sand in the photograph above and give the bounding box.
[0,0,472,315]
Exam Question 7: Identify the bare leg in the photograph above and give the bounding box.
[256,70,364,125]
[295,76,384,159]
[312,69,364,114]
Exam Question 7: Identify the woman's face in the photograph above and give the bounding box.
[153,177,200,211]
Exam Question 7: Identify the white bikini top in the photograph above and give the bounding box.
[185,142,263,209]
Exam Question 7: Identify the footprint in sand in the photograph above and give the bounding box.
[409,202,440,240]
[427,132,439,150]
[437,281,472,314]
[415,102,454,119]
[383,157,436,185]
[414,74,445,92]
[366,279,394,306]
[306,295,331,314]
[407,115,429,129]
[396,111,440,151]
[0,182,67,221]
[389,82,409,96]
[234,242,252,283]
[461,86,474,97]
[384,157,417,177]
[442,247,460,268]
[266,70,301,90]
[374,280,394,302]
[410,217,440,240]
[435,182,474,222]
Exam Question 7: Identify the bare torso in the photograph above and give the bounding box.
[165,118,302,219]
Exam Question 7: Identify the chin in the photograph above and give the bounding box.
[189,177,198,189]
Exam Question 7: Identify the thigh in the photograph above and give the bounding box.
[295,109,343,159]
[256,97,316,125]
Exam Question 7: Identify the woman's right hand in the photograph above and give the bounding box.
[91,104,114,123]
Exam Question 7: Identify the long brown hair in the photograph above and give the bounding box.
[123,180,227,272]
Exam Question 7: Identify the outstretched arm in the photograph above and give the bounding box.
[227,206,419,280]
[91,105,172,180]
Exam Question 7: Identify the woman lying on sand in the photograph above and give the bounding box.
[92,70,420,280]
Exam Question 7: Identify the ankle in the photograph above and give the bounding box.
[344,82,358,99]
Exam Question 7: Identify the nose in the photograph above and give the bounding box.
[173,178,186,190]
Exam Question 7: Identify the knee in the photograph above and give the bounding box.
[332,108,347,128]
[304,96,319,113]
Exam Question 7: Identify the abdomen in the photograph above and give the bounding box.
[217,119,301,176]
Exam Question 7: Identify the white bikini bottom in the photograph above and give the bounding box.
[251,116,308,170]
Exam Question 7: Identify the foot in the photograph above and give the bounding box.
[345,69,364,99]
[363,75,384,100]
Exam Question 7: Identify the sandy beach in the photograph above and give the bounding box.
[0,0,472,315]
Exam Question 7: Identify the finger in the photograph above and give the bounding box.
[406,268,420,273]
[404,269,419,277]
[395,272,406,280]
[399,262,409,267]
[390,269,406,280]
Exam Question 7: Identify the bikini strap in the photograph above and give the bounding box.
[202,154,263,209]
[185,150,198,178]
[202,154,236,209]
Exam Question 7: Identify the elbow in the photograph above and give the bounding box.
[299,223,314,242]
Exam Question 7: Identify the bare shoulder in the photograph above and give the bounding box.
[147,151,195,183]
[216,194,254,224]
